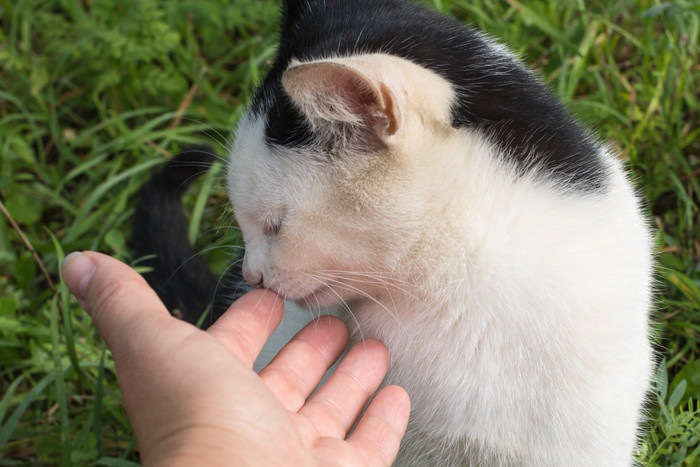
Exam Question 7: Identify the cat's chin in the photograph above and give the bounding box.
[289,285,344,310]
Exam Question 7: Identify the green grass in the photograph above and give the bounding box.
[0,0,698,464]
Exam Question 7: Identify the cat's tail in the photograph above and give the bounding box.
[132,145,246,326]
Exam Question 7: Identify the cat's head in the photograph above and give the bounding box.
[227,54,459,308]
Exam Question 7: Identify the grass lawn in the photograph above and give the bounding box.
[1,0,698,464]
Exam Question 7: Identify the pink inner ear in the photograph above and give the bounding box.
[334,70,381,115]
[282,62,398,135]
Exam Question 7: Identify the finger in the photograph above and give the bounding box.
[306,386,410,467]
[260,316,349,412]
[299,339,389,439]
[206,289,285,367]
[61,251,186,357]
[348,385,411,466]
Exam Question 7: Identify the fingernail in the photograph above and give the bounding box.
[61,252,96,302]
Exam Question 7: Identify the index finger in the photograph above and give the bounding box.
[206,289,286,367]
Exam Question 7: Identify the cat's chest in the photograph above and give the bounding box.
[349,298,499,433]
[348,294,587,442]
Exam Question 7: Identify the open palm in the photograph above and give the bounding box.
[62,251,410,466]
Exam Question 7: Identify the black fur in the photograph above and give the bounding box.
[132,145,247,326]
[254,0,607,191]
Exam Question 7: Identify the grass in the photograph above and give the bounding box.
[0,0,698,464]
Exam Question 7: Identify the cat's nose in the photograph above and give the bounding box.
[244,269,264,288]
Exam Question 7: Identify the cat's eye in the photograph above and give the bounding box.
[263,220,282,236]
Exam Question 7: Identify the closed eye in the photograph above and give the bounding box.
[263,219,282,236]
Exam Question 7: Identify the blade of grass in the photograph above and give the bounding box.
[506,0,575,50]
[49,296,71,466]
[189,161,223,245]
[0,371,57,448]
[64,158,161,242]
[51,230,87,386]
[95,458,140,467]
[93,348,108,458]
[0,376,25,425]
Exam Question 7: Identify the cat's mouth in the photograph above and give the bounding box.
[263,281,329,304]
[265,277,347,309]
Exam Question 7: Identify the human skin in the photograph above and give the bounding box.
[62,251,410,466]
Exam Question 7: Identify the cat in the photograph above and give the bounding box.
[136,0,654,465]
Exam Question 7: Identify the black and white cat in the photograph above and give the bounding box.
[137,0,653,465]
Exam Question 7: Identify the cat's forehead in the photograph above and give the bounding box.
[228,109,404,220]
[228,115,325,195]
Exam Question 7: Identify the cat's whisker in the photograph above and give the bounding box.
[313,271,413,318]
[297,280,324,318]
[301,272,366,344]
[305,271,410,338]
[296,280,326,327]
[318,269,417,287]
[208,256,248,326]
[314,270,424,304]
[170,170,217,195]
[197,225,242,238]
[178,144,228,167]
[179,116,235,156]
[318,268,407,278]
[161,244,241,288]
[264,291,284,336]
[212,206,239,238]
[191,205,240,242]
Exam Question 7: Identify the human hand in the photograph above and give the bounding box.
[61,251,410,466]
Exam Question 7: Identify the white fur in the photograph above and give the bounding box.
[227,54,652,466]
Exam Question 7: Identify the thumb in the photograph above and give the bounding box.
[61,251,179,356]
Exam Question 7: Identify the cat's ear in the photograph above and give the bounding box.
[281,61,400,138]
